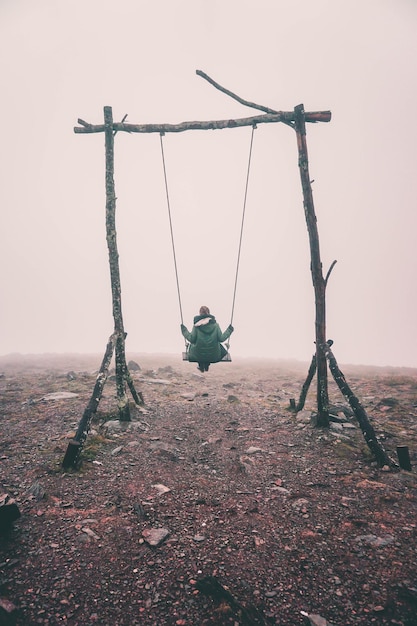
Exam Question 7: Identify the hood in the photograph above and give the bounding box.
[193,314,215,326]
[193,315,217,333]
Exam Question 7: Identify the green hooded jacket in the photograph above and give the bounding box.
[181,315,234,363]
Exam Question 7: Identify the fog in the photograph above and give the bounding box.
[1,0,416,368]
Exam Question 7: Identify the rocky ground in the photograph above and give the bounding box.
[0,353,417,626]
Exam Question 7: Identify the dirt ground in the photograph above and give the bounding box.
[1,353,417,626]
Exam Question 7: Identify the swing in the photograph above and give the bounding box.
[159,125,256,363]
[182,343,232,363]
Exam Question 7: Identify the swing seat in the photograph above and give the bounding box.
[182,351,232,363]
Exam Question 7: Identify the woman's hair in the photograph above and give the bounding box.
[199,306,210,316]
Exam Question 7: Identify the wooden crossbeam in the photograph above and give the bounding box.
[74,110,331,135]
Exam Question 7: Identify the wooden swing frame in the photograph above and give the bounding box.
[64,69,394,472]
[63,69,332,468]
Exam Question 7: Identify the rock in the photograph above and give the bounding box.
[207,436,222,444]
[42,391,79,401]
[329,403,353,418]
[354,534,395,547]
[81,527,100,540]
[27,482,45,501]
[66,371,77,380]
[238,456,254,474]
[128,360,141,371]
[142,527,170,547]
[356,479,387,490]
[0,597,18,624]
[378,397,399,407]
[307,614,334,626]
[329,431,351,440]
[301,612,334,626]
[152,483,171,495]
[102,420,144,435]
[227,395,239,403]
[158,448,180,462]
[111,446,124,456]
[245,446,264,455]
[296,410,312,424]
[271,486,290,495]
[192,534,206,542]
[329,412,347,423]
[180,393,196,401]
[149,441,179,461]
[329,422,343,432]
[133,503,146,520]
[254,535,265,547]
[310,413,319,427]
[291,498,309,513]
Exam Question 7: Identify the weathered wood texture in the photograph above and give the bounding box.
[104,106,144,421]
[322,341,397,468]
[75,110,331,135]
[294,104,330,427]
[396,446,412,471]
[196,69,284,116]
[62,333,116,468]
[105,106,130,421]
[75,70,330,135]
[290,354,317,412]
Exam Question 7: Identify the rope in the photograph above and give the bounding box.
[230,124,256,327]
[160,133,184,325]
[160,126,256,354]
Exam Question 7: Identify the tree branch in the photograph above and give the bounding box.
[77,118,92,128]
[74,110,331,135]
[321,341,398,468]
[196,69,281,116]
[324,259,337,286]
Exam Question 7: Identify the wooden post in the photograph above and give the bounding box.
[62,333,116,468]
[290,354,317,412]
[396,446,412,471]
[294,104,329,427]
[104,106,131,421]
[322,341,397,468]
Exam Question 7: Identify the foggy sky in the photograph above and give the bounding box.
[1,0,416,368]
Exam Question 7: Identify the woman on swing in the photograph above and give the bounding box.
[181,306,234,372]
